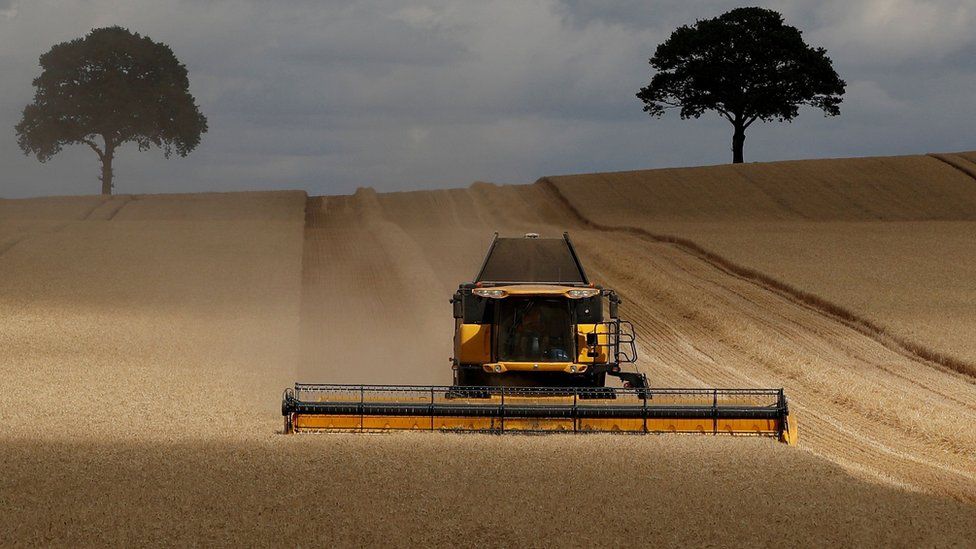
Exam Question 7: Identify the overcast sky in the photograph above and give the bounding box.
[0,0,974,198]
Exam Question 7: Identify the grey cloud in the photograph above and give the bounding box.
[557,0,744,29]
[0,0,17,18]
[0,0,973,199]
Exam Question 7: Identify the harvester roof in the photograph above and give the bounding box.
[475,232,589,285]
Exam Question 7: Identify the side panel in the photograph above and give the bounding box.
[576,323,609,363]
[457,323,492,364]
[462,289,491,324]
[572,295,603,323]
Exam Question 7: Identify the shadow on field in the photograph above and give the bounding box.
[2,435,973,546]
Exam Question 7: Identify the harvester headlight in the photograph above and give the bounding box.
[473,288,508,299]
[565,288,600,299]
[570,365,578,373]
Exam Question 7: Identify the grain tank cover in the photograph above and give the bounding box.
[475,232,589,285]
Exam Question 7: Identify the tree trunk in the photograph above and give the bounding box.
[731,124,746,164]
[100,148,114,195]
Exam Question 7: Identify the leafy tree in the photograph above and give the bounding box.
[637,7,845,163]
[16,26,207,194]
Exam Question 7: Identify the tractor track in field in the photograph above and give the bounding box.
[929,152,976,182]
[642,248,975,411]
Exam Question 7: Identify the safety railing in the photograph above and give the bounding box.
[582,320,637,365]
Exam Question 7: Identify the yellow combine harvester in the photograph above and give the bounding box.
[283,232,797,444]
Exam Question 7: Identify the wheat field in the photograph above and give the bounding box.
[622,220,976,366]
[3,153,976,545]
[547,152,976,370]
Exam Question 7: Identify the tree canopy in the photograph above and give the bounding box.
[637,7,845,163]
[15,26,208,194]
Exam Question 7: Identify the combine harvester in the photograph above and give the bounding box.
[283,233,797,444]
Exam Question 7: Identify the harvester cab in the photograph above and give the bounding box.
[282,232,797,444]
[451,232,647,390]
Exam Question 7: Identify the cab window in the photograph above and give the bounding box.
[496,298,573,362]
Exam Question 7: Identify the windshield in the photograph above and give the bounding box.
[496,298,573,362]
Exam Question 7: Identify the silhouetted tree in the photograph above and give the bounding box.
[637,7,845,163]
[16,26,207,194]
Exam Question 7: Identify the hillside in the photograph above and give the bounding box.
[548,153,976,222]
[546,152,976,368]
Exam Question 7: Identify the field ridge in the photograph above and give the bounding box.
[928,152,976,181]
